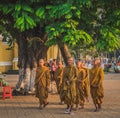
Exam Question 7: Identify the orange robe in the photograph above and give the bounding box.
[76,68,86,106]
[83,68,89,98]
[89,67,104,104]
[35,66,51,105]
[54,67,64,102]
[62,65,78,106]
[54,67,63,94]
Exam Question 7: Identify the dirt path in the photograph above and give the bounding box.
[0,73,120,118]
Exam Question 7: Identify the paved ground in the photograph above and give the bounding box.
[0,73,120,118]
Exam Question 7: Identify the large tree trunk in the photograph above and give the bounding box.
[16,33,49,94]
[58,42,71,65]
[16,34,31,94]
[16,67,36,94]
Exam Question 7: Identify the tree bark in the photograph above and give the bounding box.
[58,42,71,65]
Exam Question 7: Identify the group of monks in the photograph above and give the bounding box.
[35,57,104,114]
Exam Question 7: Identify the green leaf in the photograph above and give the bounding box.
[15,17,24,26]
[12,12,20,19]
[22,5,34,13]
[35,7,45,18]
[25,15,36,27]
[71,6,76,10]
[26,22,30,30]
[65,14,72,19]
[50,28,55,31]
[75,10,81,18]
[15,4,21,11]
[46,5,52,9]
[20,22,25,31]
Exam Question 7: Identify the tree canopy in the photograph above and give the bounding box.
[0,0,120,56]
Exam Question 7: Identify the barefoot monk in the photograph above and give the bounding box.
[89,59,104,112]
[35,59,51,110]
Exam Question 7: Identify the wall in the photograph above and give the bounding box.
[0,40,14,73]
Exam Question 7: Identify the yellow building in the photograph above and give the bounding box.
[0,36,58,73]
[0,36,18,73]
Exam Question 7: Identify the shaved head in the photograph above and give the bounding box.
[67,57,74,65]
[39,59,44,67]
[93,58,101,67]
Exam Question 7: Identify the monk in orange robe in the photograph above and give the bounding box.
[76,61,89,110]
[35,59,51,110]
[81,62,89,102]
[54,61,64,104]
[62,57,78,114]
[89,59,104,112]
